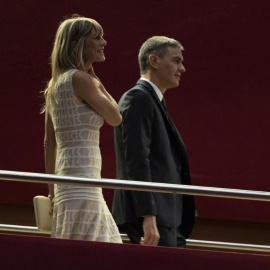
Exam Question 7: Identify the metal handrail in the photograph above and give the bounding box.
[0,224,45,234]
[188,239,270,253]
[1,169,270,253]
[1,170,270,201]
[1,224,270,253]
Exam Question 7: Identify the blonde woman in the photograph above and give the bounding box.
[43,15,122,243]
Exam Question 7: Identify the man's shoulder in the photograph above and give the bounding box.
[120,86,151,104]
[122,80,153,99]
[131,79,153,92]
[118,83,155,112]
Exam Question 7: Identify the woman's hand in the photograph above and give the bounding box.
[72,70,122,126]
[48,194,54,215]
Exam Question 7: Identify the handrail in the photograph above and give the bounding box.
[0,224,46,234]
[188,239,270,253]
[1,224,270,253]
[0,170,270,201]
[1,169,270,253]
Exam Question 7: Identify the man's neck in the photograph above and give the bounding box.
[140,77,164,101]
[141,73,166,94]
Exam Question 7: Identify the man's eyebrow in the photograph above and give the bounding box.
[172,56,184,62]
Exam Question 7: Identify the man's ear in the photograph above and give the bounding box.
[149,54,159,69]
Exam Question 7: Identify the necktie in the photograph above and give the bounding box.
[161,98,175,132]
[161,98,188,165]
[161,98,167,111]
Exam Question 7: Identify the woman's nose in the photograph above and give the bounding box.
[101,38,107,46]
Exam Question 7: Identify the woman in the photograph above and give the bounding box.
[43,15,122,243]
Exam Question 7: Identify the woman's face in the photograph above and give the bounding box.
[82,34,107,65]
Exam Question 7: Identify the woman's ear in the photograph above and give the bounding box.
[149,54,159,69]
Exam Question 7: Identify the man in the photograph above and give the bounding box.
[112,36,195,248]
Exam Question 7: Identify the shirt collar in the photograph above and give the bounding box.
[140,78,163,101]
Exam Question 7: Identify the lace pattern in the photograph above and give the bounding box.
[49,69,122,243]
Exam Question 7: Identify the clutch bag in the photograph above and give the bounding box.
[33,195,52,233]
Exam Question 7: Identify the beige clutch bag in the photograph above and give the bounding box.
[33,196,52,233]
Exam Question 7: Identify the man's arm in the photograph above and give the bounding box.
[120,89,160,245]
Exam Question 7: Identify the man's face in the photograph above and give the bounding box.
[156,46,186,91]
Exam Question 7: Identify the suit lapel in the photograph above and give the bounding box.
[136,79,167,118]
[136,79,186,148]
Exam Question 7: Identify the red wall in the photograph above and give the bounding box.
[0,1,269,222]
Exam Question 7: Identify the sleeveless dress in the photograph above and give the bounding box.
[49,69,122,243]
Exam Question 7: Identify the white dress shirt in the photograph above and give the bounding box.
[140,78,163,102]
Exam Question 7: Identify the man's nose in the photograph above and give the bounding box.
[180,64,186,73]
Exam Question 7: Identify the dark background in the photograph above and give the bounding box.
[0,0,269,222]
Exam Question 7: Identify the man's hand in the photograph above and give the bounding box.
[140,215,160,246]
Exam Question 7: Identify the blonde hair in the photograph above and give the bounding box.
[42,15,103,112]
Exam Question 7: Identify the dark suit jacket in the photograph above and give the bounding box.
[112,79,195,238]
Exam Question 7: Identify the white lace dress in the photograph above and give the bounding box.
[48,69,122,243]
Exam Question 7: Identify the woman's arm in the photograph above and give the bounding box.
[99,86,119,108]
[72,70,122,126]
[87,68,119,107]
[44,111,57,201]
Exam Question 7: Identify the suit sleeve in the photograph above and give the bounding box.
[120,89,158,217]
